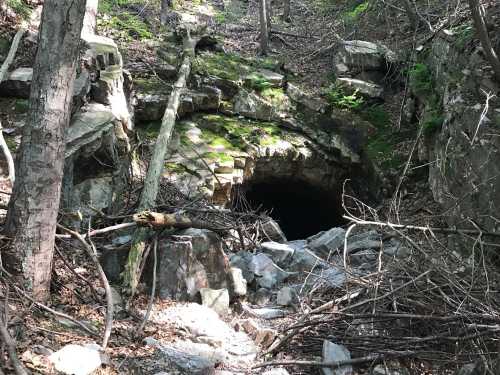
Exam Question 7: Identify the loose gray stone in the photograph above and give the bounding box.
[242,305,289,320]
[252,287,272,306]
[230,252,254,283]
[0,67,32,98]
[276,286,298,307]
[262,369,291,375]
[200,288,230,316]
[250,253,289,289]
[337,78,384,99]
[261,218,287,243]
[321,340,353,375]
[260,242,294,265]
[289,246,327,272]
[309,227,346,257]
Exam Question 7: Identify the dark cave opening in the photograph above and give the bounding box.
[242,177,346,241]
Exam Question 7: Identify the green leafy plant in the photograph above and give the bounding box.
[343,1,369,23]
[361,104,390,128]
[6,0,31,19]
[408,63,434,97]
[326,84,364,110]
[245,73,274,91]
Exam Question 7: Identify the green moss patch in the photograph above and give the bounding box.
[134,77,171,94]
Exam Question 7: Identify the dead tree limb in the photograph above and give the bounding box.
[0,24,27,184]
[468,0,500,82]
[137,236,157,336]
[57,225,113,349]
[0,320,29,375]
[123,26,201,296]
[133,211,230,232]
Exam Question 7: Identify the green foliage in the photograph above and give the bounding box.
[343,1,369,23]
[326,84,364,110]
[408,63,434,97]
[422,107,444,136]
[98,0,153,40]
[6,0,31,19]
[361,105,390,128]
[137,121,162,139]
[193,52,281,82]
[452,24,474,50]
[14,99,29,113]
[245,73,274,91]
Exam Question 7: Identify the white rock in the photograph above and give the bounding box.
[321,340,353,375]
[49,344,102,375]
[229,267,247,297]
[200,288,230,316]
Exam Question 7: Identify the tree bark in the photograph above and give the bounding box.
[283,0,291,23]
[259,0,269,55]
[401,0,419,30]
[468,0,500,82]
[4,0,86,302]
[122,28,199,295]
[160,0,172,25]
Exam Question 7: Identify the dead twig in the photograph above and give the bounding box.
[0,319,28,375]
[57,225,114,349]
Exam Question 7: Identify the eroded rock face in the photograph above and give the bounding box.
[422,32,500,248]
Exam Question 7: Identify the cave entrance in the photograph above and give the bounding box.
[241,177,346,241]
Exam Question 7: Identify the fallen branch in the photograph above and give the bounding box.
[254,351,415,369]
[55,222,137,239]
[137,236,157,336]
[123,25,202,296]
[0,24,27,184]
[343,215,500,238]
[57,225,113,349]
[133,210,229,232]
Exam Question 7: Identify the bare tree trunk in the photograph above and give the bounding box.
[160,0,172,25]
[283,0,291,23]
[468,0,500,82]
[4,0,86,302]
[259,0,269,55]
[266,0,272,32]
[82,0,98,35]
[122,28,199,296]
[402,0,418,30]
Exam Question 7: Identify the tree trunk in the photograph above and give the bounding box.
[4,0,86,302]
[259,0,269,55]
[283,0,291,23]
[82,0,98,35]
[468,0,500,82]
[160,0,172,25]
[401,0,418,30]
[266,0,272,32]
[122,28,199,295]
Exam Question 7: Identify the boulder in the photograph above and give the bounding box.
[249,253,289,289]
[200,288,230,316]
[0,67,32,98]
[371,363,410,375]
[178,86,222,117]
[251,287,272,306]
[286,83,329,113]
[336,40,386,72]
[233,89,274,121]
[134,92,169,122]
[49,344,102,375]
[68,176,113,218]
[336,77,384,99]
[202,76,240,100]
[156,230,231,300]
[308,227,346,257]
[321,340,353,375]
[65,103,115,159]
[289,246,326,272]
